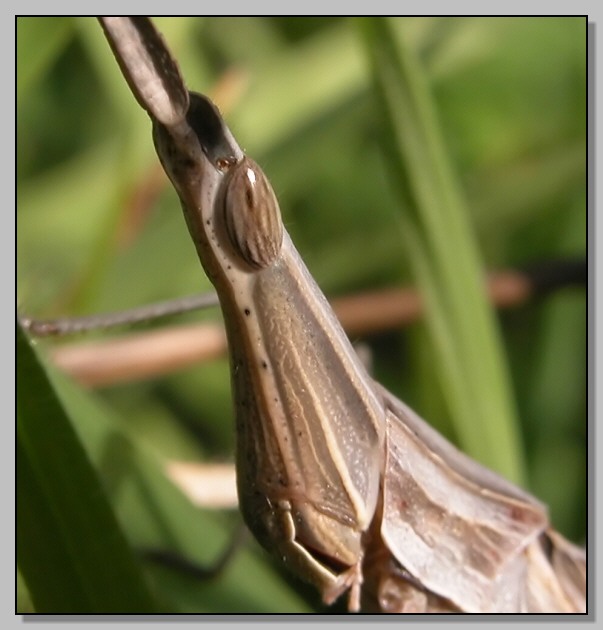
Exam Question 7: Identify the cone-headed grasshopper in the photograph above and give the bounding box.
[93,17,586,613]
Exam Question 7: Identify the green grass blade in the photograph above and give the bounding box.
[357,18,526,484]
[17,322,160,613]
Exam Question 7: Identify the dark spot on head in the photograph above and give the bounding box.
[244,308,251,316]
[261,360,267,369]
[539,533,554,560]
[245,186,254,209]
[186,93,223,148]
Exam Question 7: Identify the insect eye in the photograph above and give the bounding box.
[221,158,284,269]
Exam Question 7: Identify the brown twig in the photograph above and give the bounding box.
[40,261,584,388]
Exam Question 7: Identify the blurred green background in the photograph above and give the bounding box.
[17,17,586,613]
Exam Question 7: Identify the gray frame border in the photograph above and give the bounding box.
[9,5,598,629]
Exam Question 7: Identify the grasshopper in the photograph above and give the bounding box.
[90,17,585,613]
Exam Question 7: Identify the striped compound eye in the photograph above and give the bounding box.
[221,157,284,269]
